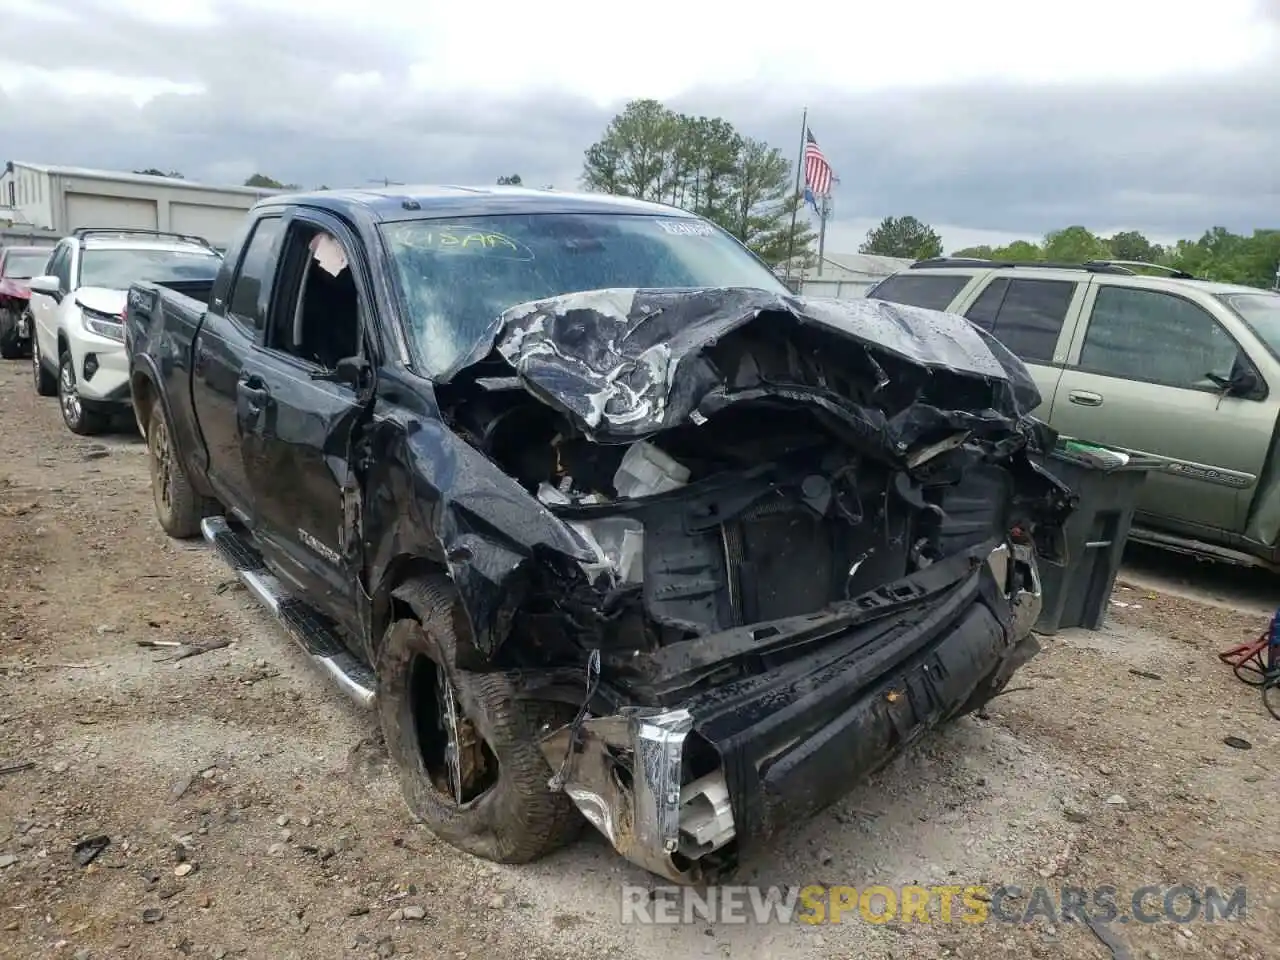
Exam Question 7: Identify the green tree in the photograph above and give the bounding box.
[497,174,523,185]
[990,240,1043,261]
[1168,228,1280,288]
[243,173,298,190]
[859,216,943,259]
[580,98,815,266]
[677,116,742,224]
[721,138,816,265]
[581,99,684,202]
[950,245,995,259]
[949,225,1276,291]
[1105,230,1161,263]
[1042,226,1108,262]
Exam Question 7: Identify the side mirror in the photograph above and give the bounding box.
[1207,369,1263,400]
[28,275,61,301]
[311,355,371,390]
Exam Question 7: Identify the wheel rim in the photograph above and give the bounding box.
[410,652,496,806]
[149,414,173,511]
[31,340,39,386]
[437,667,467,803]
[59,360,82,426]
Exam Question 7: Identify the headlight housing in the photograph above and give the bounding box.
[81,305,125,342]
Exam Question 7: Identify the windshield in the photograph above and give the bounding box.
[1219,292,1280,359]
[79,247,222,290]
[380,213,788,379]
[2,251,49,279]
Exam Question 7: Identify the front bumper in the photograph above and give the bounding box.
[66,329,130,405]
[539,543,1042,882]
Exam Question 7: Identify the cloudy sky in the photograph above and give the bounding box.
[1,0,1277,253]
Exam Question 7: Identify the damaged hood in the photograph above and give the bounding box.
[490,286,1045,461]
[0,277,31,300]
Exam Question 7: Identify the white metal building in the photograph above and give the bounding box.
[0,162,283,248]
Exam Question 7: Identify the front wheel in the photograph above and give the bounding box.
[377,575,582,863]
[32,336,56,396]
[58,351,108,436]
[147,394,204,538]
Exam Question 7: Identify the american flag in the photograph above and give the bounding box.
[803,128,835,198]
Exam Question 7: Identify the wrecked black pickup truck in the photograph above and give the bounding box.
[124,186,1072,882]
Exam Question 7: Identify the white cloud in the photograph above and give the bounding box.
[0,63,203,106]
[394,0,1279,104]
[4,0,1274,107]
[0,0,1274,243]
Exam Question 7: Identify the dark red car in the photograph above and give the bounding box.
[0,245,51,358]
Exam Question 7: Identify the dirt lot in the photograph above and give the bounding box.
[1,357,1278,960]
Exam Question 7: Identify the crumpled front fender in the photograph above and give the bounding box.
[363,414,593,662]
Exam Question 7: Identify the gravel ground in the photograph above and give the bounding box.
[0,356,1277,959]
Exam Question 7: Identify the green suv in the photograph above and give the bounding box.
[867,258,1280,570]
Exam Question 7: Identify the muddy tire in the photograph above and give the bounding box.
[147,394,204,539]
[0,308,27,359]
[377,575,582,863]
[32,336,56,396]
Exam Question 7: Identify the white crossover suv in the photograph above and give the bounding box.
[27,229,223,434]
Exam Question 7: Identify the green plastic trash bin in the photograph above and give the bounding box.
[1029,439,1163,635]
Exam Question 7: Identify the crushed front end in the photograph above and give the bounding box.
[435,288,1073,882]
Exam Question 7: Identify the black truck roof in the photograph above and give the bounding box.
[254,184,696,224]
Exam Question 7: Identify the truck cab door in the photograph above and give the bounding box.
[189,214,287,523]
[1048,283,1276,536]
[238,212,374,636]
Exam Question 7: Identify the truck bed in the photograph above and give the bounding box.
[155,278,215,304]
[124,279,213,489]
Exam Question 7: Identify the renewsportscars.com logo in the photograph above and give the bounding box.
[620,884,1248,925]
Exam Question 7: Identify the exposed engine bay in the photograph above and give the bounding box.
[432,287,1073,881]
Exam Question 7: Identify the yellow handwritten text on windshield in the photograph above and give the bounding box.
[427,231,520,252]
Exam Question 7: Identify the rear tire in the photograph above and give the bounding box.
[147,394,204,538]
[0,308,27,359]
[58,351,108,436]
[377,575,582,863]
[32,336,56,396]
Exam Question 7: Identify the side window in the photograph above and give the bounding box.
[963,277,1007,330]
[866,274,970,312]
[226,217,285,330]
[1079,287,1240,390]
[964,278,1075,364]
[49,245,72,291]
[41,247,60,282]
[265,222,361,370]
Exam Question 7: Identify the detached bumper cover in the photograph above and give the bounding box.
[695,568,1006,844]
[541,545,1042,881]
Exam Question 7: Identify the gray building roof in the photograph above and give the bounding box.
[6,161,284,198]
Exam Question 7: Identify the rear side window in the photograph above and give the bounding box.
[867,273,969,312]
[227,217,285,330]
[964,278,1076,364]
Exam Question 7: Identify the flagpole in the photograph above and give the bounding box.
[785,107,807,286]
[817,195,830,276]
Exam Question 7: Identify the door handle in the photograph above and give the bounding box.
[237,377,271,410]
[1068,390,1103,407]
